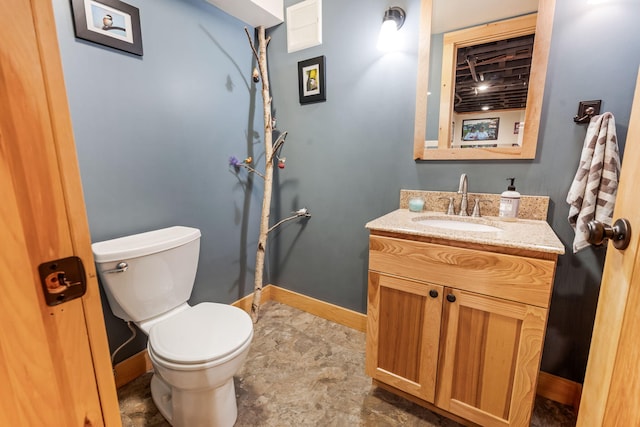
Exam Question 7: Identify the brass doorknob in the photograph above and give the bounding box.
[587,218,632,250]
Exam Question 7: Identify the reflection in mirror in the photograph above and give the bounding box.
[454,35,534,114]
[439,15,537,150]
[413,0,556,160]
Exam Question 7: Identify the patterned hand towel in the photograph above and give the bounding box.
[567,112,621,253]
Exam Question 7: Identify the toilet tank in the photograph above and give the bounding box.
[92,226,201,323]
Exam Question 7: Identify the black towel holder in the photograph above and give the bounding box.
[573,100,602,124]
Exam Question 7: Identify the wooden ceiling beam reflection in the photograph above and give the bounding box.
[454,34,535,113]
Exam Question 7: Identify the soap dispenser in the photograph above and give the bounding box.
[499,178,520,220]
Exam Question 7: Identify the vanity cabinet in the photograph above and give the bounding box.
[365,234,557,427]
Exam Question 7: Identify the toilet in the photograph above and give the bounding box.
[92,226,253,427]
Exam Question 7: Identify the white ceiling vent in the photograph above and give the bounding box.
[205,0,284,29]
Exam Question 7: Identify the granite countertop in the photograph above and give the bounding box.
[366,209,565,255]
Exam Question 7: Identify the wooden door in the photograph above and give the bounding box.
[366,272,444,403]
[435,288,547,427]
[577,69,640,425]
[0,0,120,425]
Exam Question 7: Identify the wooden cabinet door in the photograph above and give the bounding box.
[435,288,547,427]
[365,272,443,403]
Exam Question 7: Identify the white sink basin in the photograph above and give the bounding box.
[412,217,502,232]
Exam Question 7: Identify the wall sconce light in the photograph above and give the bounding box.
[377,6,406,52]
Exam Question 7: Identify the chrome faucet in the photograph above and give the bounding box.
[458,173,469,216]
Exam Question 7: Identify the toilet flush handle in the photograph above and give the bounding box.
[103,262,128,274]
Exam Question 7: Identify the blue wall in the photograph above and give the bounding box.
[265,0,640,383]
[53,0,640,382]
[53,0,264,360]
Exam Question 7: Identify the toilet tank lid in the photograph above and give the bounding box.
[92,226,201,263]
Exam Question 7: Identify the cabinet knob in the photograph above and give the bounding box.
[429,289,439,298]
[446,294,456,303]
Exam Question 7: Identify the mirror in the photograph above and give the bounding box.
[413,0,556,160]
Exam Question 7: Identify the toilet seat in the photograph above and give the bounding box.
[149,303,253,366]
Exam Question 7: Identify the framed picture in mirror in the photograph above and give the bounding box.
[462,118,499,142]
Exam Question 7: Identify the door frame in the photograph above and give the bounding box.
[1,0,121,424]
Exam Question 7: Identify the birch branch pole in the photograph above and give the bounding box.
[241,27,310,322]
[245,26,274,323]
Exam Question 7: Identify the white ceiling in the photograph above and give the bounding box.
[431,0,538,34]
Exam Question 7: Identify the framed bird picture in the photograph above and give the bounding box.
[70,0,143,56]
[298,56,326,105]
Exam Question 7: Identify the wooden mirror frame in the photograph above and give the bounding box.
[413,0,556,160]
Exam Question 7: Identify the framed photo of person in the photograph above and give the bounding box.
[461,118,499,141]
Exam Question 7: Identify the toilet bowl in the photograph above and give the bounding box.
[92,226,253,427]
[147,302,253,426]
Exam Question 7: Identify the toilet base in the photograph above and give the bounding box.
[150,372,238,427]
[150,374,174,423]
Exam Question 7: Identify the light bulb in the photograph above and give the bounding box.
[377,19,400,52]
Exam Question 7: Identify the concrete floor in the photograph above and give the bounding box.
[118,301,577,426]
